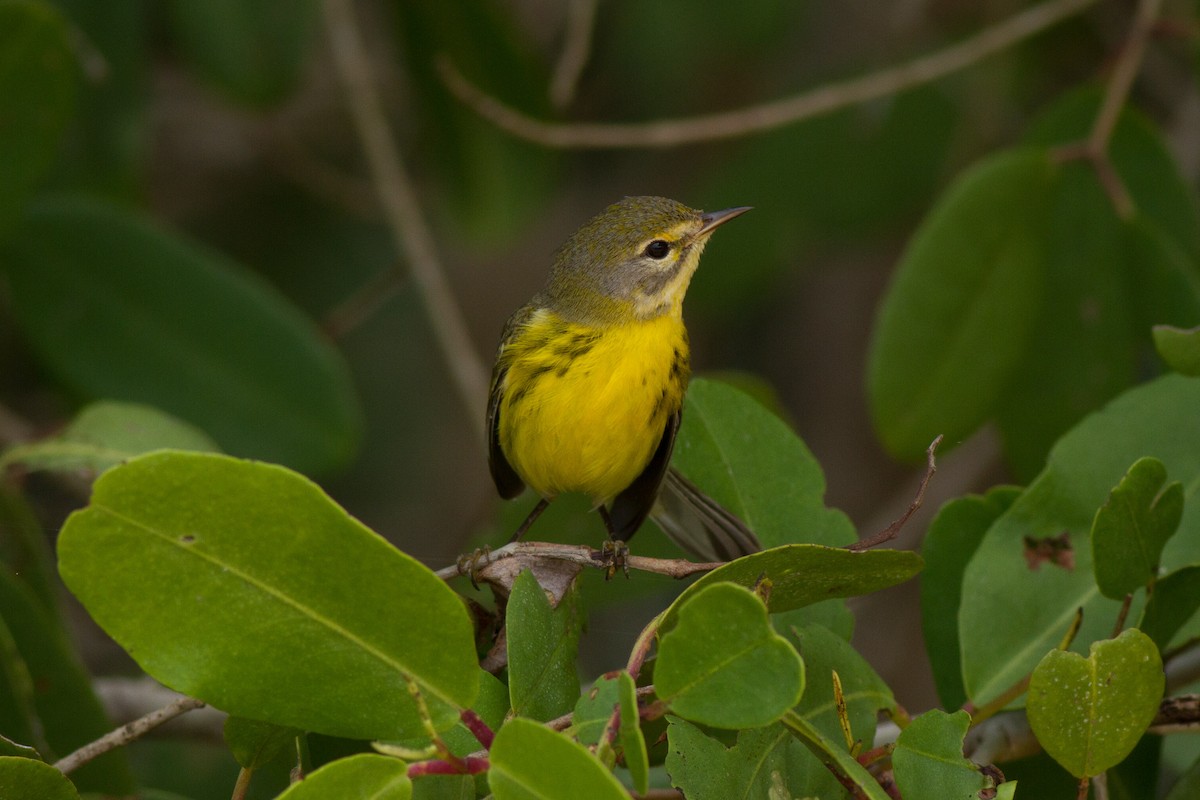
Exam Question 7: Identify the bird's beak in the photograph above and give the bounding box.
[697,206,752,236]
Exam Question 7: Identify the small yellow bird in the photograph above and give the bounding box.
[487,196,760,563]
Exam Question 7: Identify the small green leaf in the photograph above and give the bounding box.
[921,486,1022,710]
[0,401,221,476]
[656,583,803,729]
[781,712,893,800]
[0,756,79,800]
[664,544,923,629]
[0,734,39,760]
[164,0,318,106]
[58,451,478,740]
[790,624,895,746]
[867,148,1056,460]
[674,378,856,547]
[1,197,363,474]
[1091,457,1183,598]
[1139,565,1200,650]
[223,717,299,770]
[507,570,581,722]
[1167,750,1200,799]
[1026,629,1164,778]
[572,676,620,747]
[615,672,648,796]
[275,754,411,799]
[665,716,845,800]
[1154,325,1200,376]
[892,709,996,798]
[489,717,628,800]
[0,0,77,233]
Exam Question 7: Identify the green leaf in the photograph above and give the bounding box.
[0,614,40,755]
[615,672,648,796]
[656,582,803,729]
[428,670,508,757]
[1026,629,1164,778]
[867,148,1056,460]
[994,160,1138,479]
[1091,457,1184,598]
[781,711,892,800]
[960,374,1200,706]
[1154,325,1200,376]
[57,451,479,740]
[664,543,923,629]
[0,573,134,793]
[892,710,996,798]
[0,756,80,800]
[489,717,628,800]
[790,624,895,747]
[1167,750,1200,800]
[1139,565,1200,650]
[0,734,39,760]
[0,488,57,612]
[164,0,318,106]
[674,378,856,547]
[275,754,411,799]
[0,401,221,475]
[0,196,363,474]
[665,716,845,800]
[0,0,77,234]
[572,676,620,747]
[223,717,299,770]
[507,570,581,722]
[921,486,1021,710]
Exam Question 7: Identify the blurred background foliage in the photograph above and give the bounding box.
[2,0,1200,794]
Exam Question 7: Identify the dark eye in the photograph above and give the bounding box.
[644,239,671,259]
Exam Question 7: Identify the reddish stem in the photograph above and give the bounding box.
[460,708,495,749]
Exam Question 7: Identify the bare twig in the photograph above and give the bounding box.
[549,0,598,109]
[849,435,941,552]
[439,0,1100,149]
[1088,0,1164,154]
[320,264,407,340]
[436,540,724,582]
[322,0,489,438]
[54,696,206,775]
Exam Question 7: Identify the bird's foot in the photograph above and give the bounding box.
[457,545,493,590]
[599,539,630,580]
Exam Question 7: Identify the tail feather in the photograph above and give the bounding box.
[649,468,761,562]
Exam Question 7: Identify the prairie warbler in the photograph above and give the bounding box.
[487,196,760,563]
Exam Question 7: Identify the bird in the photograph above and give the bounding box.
[486,196,761,567]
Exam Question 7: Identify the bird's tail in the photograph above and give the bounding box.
[649,468,761,562]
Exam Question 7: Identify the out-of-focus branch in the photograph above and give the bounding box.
[322,0,489,440]
[55,695,206,775]
[440,0,1100,149]
[549,0,597,109]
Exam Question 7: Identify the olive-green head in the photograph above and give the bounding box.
[539,196,750,324]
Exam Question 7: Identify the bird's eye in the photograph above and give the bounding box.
[644,239,671,259]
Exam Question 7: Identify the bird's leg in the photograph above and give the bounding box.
[509,497,551,543]
[597,506,630,580]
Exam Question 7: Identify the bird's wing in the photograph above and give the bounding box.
[487,310,529,500]
[651,468,761,561]
[608,408,680,541]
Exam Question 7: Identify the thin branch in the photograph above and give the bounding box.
[1087,0,1164,154]
[436,540,724,582]
[320,264,407,340]
[439,0,1100,149]
[54,696,206,775]
[322,0,489,439]
[549,0,598,109]
[849,435,941,551]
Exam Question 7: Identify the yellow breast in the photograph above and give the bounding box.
[498,309,690,503]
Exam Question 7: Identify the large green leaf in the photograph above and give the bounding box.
[1027,629,1163,779]
[920,486,1021,710]
[0,0,76,234]
[790,624,894,747]
[1,197,362,473]
[275,754,411,799]
[673,378,856,548]
[892,710,997,799]
[0,756,80,800]
[506,570,581,722]
[656,583,803,729]
[867,148,1055,459]
[1139,565,1200,650]
[223,716,299,771]
[781,712,892,800]
[0,400,221,476]
[960,375,1200,706]
[1154,325,1200,376]
[58,451,478,740]
[164,0,318,106]
[0,489,57,612]
[489,717,628,800]
[1090,457,1183,598]
[0,573,135,793]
